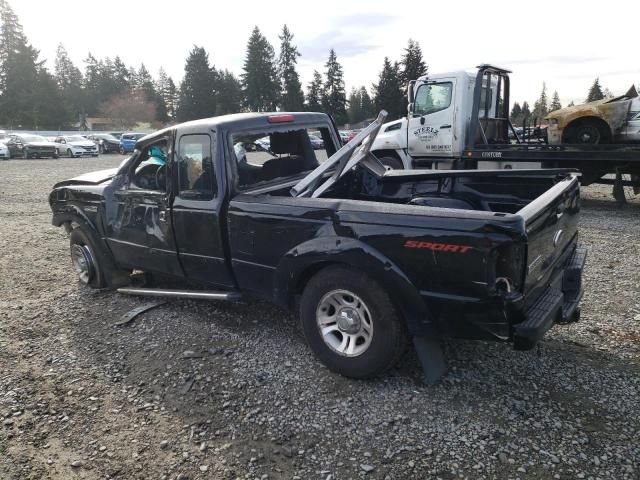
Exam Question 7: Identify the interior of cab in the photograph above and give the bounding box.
[130,140,168,191]
[232,127,334,189]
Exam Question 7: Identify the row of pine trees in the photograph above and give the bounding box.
[0,0,427,130]
[0,0,618,131]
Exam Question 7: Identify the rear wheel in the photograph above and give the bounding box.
[300,266,408,378]
[98,144,104,154]
[66,148,74,158]
[119,146,125,155]
[22,149,29,159]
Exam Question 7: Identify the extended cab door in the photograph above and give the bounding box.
[170,132,235,287]
[107,137,182,276]
[408,79,456,159]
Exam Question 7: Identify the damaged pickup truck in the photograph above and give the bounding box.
[49,111,586,382]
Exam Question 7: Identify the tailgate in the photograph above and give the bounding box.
[517,175,580,298]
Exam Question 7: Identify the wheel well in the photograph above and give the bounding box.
[563,116,612,142]
[372,149,401,161]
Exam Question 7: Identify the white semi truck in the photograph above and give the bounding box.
[370,64,640,200]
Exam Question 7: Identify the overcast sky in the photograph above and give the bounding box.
[13,0,640,108]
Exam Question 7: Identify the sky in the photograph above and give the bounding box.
[12,0,640,108]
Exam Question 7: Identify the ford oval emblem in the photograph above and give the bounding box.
[553,229,564,247]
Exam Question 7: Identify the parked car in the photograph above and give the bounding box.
[0,141,9,159]
[338,130,351,144]
[49,111,586,382]
[346,130,361,142]
[109,132,124,139]
[54,135,99,157]
[308,133,324,150]
[119,132,146,154]
[87,133,121,153]
[5,134,58,159]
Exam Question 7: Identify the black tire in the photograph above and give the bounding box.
[119,146,125,155]
[52,153,59,159]
[22,149,29,159]
[300,266,408,378]
[99,144,104,154]
[66,148,73,158]
[378,155,404,169]
[69,228,108,288]
[565,122,607,145]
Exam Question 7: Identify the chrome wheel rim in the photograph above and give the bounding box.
[316,289,373,357]
[70,244,94,285]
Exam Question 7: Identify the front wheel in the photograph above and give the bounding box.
[300,266,408,378]
[66,148,74,158]
[69,228,108,288]
[565,122,607,144]
[119,146,125,155]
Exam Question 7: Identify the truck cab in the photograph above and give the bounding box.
[373,65,509,169]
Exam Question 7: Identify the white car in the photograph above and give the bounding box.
[0,142,9,159]
[53,135,99,157]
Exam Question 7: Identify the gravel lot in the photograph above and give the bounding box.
[0,156,638,480]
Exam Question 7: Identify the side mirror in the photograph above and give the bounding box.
[407,80,416,104]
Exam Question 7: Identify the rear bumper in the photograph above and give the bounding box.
[513,245,587,346]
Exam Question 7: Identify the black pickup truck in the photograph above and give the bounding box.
[49,111,586,381]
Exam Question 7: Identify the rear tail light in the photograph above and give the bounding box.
[494,243,526,293]
[268,114,294,123]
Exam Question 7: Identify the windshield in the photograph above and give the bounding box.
[21,135,47,142]
[66,135,87,142]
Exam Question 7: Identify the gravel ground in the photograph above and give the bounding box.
[0,156,638,480]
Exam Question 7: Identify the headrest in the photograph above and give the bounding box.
[270,131,302,155]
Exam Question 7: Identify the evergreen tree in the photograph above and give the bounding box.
[0,0,44,128]
[305,70,323,112]
[510,102,522,123]
[373,57,404,121]
[549,91,562,112]
[54,43,83,123]
[586,78,604,103]
[400,39,427,83]
[33,68,67,129]
[347,87,361,125]
[347,86,375,125]
[359,86,374,120]
[166,77,178,121]
[322,49,347,124]
[532,82,548,121]
[277,25,304,111]
[155,67,172,122]
[586,78,604,102]
[216,69,244,115]
[521,101,531,123]
[567,100,575,107]
[176,45,216,122]
[112,56,130,92]
[242,26,279,111]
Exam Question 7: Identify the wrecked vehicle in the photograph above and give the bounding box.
[546,86,640,145]
[49,111,586,382]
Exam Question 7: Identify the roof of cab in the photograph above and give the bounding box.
[137,112,332,147]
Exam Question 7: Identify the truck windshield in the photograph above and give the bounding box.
[230,126,334,190]
[414,82,452,116]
